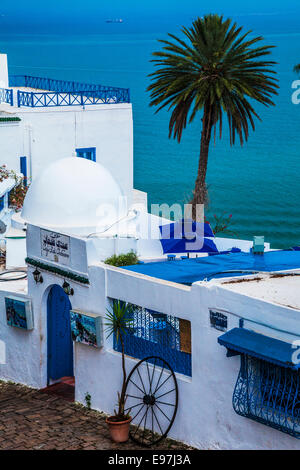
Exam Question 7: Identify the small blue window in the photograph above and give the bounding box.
[76,147,96,162]
[0,196,4,212]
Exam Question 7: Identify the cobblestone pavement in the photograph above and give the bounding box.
[0,381,194,450]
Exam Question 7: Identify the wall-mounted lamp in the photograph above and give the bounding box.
[33,268,43,284]
[62,280,74,296]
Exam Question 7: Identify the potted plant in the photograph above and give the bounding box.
[105,300,133,443]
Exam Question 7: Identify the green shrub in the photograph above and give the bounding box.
[104,251,139,267]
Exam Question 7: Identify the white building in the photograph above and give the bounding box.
[0,53,133,204]
[0,156,300,450]
[0,51,138,264]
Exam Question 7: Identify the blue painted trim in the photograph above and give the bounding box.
[233,355,300,439]
[10,75,130,106]
[20,156,27,186]
[76,147,96,162]
[0,88,13,106]
[218,327,299,369]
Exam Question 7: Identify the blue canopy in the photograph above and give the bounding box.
[218,328,300,369]
[122,250,300,285]
[160,219,215,238]
[159,236,218,254]
[159,218,217,254]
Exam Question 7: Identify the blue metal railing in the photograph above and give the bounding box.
[17,89,130,107]
[233,355,300,439]
[0,88,13,106]
[10,75,130,107]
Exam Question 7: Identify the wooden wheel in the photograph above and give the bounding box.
[124,356,178,447]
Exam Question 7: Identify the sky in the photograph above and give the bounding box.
[1,0,300,34]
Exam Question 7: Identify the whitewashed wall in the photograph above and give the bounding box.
[0,286,41,387]
[75,265,300,450]
[0,103,133,203]
[1,223,300,449]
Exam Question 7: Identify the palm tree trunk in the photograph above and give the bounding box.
[191,102,214,219]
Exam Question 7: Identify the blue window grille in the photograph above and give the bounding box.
[76,147,96,162]
[0,195,4,212]
[233,354,300,438]
[111,299,192,377]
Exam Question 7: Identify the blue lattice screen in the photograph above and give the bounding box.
[111,299,192,377]
[233,354,300,438]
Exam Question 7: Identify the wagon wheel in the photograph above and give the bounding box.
[124,356,178,447]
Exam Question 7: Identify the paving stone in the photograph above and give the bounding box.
[0,381,194,450]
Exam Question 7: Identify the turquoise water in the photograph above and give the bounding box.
[1,16,300,248]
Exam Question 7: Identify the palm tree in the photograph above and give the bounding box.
[147,14,278,216]
[294,64,300,74]
[105,300,133,419]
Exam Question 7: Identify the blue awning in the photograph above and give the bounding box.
[218,328,300,369]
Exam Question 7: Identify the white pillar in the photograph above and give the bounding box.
[0,54,9,88]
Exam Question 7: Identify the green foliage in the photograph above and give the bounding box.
[105,300,133,345]
[104,251,138,267]
[294,64,300,74]
[210,212,237,237]
[0,164,29,209]
[148,14,278,145]
[105,300,133,420]
[84,392,91,410]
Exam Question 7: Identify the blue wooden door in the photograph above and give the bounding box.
[47,285,73,382]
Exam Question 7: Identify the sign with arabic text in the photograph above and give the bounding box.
[40,229,70,265]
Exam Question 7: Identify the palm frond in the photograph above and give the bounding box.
[147,13,278,145]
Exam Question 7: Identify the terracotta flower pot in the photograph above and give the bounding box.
[106,416,132,443]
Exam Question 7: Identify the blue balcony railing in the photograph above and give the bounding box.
[0,88,13,106]
[17,89,130,107]
[9,75,130,107]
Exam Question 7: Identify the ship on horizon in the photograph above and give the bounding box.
[105,18,124,23]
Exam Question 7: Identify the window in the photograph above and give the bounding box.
[0,195,4,212]
[233,355,300,438]
[111,299,192,377]
[76,147,96,162]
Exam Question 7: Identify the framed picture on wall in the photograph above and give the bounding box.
[70,310,103,348]
[5,296,34,330]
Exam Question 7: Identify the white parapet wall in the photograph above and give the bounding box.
[1,223,299,449]
[73,264,300,450]
[0,103,134,204]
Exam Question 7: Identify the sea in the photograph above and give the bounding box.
[1,12,300,248]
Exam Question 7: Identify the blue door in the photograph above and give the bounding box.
[47,285,73,382]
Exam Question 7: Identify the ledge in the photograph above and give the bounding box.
[25,257,90,285]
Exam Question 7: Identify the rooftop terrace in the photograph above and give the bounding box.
[0,75,130,108]
[122,250,300,286]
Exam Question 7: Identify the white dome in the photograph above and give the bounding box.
[22,158,126,234]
